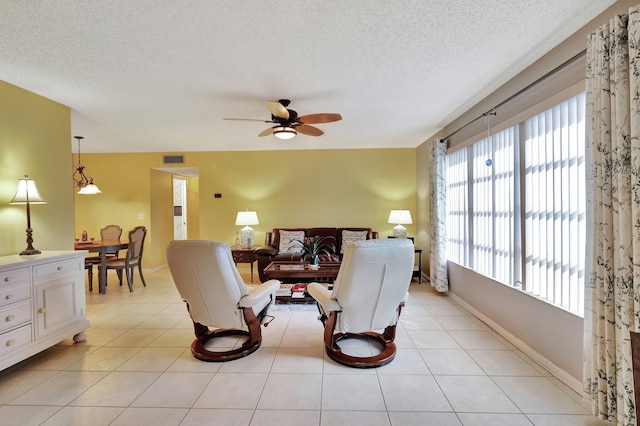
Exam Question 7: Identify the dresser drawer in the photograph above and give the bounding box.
[33,259,82,281]
[0,300,31,333]
[0,268,30,286]
[0,280,31,308]
[0,324,32,357]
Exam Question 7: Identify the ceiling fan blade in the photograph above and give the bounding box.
[298,113,342,124]
[267,100,289,120]
[258,127,273,137]
[296,124,324,137]
[223,118,272,122]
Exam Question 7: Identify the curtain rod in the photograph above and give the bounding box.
[441,49,587,141]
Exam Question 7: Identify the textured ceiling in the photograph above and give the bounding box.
[0,0,615,153]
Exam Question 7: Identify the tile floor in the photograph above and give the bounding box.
[0,267,605,426]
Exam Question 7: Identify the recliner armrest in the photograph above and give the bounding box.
[255,246,278,256]
[307,282,341,312]
[240,279,280,308]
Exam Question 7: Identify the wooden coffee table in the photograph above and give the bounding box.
[263,261,341,283]
[264,261,341,303]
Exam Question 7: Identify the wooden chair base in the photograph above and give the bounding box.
[322,311,398,368]
[189,306,263,362]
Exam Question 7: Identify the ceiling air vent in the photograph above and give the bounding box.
[163,155,184,164]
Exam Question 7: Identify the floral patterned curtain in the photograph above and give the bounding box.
[429,138,448,292]
[584,5,640,425]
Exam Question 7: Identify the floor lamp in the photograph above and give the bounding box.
[9,175,47,255]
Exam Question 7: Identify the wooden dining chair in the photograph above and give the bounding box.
[85,225,123,291]
[100,226,147,292]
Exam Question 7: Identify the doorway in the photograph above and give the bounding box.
[173,176,187,240]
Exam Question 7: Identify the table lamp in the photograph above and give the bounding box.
[235,211,259,248]
[388,209,412,239]
[9,175,47,255]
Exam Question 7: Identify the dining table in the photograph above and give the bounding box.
[74,239,128,294]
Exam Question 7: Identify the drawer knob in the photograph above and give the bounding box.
[38,307,46,314]
[3,277,9,282]
[6,339,15,347]
[57,266,63,271]
[5,315,14,322]
[5,294,11,300]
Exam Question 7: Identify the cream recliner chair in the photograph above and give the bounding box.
[307,238,414,368]
[166,240,280,361]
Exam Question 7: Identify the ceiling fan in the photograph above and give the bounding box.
[223,99,342,140]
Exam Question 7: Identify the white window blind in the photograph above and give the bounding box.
[446,148,469,265]
[523,93,585,314]
[471,128,516,284]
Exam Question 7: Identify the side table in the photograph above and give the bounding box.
[414,247,423,283]
[231,247,259,283]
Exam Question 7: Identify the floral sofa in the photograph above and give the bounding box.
[254,227,378,281]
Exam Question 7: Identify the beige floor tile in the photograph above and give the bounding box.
[40,406,125,426]
[0,405,61,426]
[251,409,320,426]
[70,371,160,407]
[493,376,592,415]
[271,348,324,373]
[321,410,391,426]
[115,347,184,372]
[9,371,108,405]
[321,374,386,411]
[448,330,510,350]
[64,346,142,371]
[388,411,462,425]
[399,315,444,330]
[419,349,485,375]
[376,348,430,375]
[455,412,532,425]
[280,328,325,348]
[467,349,542,376]
[132,372,213,408]
[147,328,195,348]
[0,369,57,404]
[407,330,462,349]
[379,374,453,412]
[435,375,519,413]
[109,407,188,426]
[258,373,322,410]
[193,372,268,409]
[180,408,253,426]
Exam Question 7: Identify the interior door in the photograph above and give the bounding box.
[173,176,187,240]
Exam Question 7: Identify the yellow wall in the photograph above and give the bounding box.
[0,80,74,256]
[73,149,416,269]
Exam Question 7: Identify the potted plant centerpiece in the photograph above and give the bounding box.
[298,235,336,269]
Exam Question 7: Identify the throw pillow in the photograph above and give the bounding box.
[279,230,305,254]
[341,230,368,254]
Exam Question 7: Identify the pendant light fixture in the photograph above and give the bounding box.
[72,136,102,194]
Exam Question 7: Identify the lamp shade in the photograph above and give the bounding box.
[235,211,259,226]
[77,183,102,194]
[273,126,297,140]
[388,210,412,225]
[10,177,46,204]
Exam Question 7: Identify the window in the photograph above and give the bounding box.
[446,93,586,315]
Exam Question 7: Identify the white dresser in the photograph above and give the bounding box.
[0,251,90,371]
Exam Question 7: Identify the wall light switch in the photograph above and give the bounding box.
[138,213,144,220]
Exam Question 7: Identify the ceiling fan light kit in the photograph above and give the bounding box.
[224,99,342,141]
[273,126,297,140]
